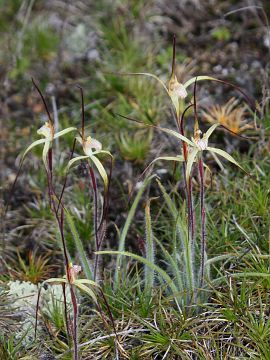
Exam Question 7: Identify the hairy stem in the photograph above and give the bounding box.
[87,163,99,281]
[198,156,206,288]
[70,284,78,360]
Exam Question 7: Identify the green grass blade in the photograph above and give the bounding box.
[144,200,155,300]
[154,236,183,293]
[114,175,155,287]
[97,250,178,294]
[116,71,169,95]
[157,180,194,292]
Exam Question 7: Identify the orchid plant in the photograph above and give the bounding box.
[66,88,113,192]
[66,87,113,281]
[112,36,253,300]
[23,79,77,172]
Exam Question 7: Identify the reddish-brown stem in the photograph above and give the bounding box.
[56,138,77,215]
[45,149,78,359]
[31,78,53,125]
[178,103,195,246]
[99,289,119,343]
[62,283,71,339]
[171,34,176,79]
[70,284,78,360]
[77,85,85,141]
[178,103,193,162]
[34,287,42,339]
[87,163,99,281]
[198,156,206,288]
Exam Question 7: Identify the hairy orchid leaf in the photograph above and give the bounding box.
[97,250,178,294]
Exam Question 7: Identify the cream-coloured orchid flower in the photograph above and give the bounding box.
[154,122,246,182]
[42,263,99,302]
[67,135,112,190]
[37,121,54,139]
[77,136,102,156]
[127,71,215,118]
[22,121,77,172]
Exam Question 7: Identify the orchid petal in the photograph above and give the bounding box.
[204,123,220,140]
[22,139,47,161]
[89,155,108,189]
[43,278,68,285]
[92,150,113,158]
[183,76,217,89]
[42,139,51,173]
[186,148,199,182]
[207,147,247,173]
[53,127,77,139]
[67,155,90,171]
[157,126,194,146]
[74,283,97,303]
[121,72,169,95]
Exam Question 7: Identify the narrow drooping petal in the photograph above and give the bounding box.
[186,147,199,181]
[53,127,77,139]
[207,146,247,173]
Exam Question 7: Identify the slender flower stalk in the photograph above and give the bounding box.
[198,156,206,287]
[67,87,113,282]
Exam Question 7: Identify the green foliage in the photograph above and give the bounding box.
[117,129,152,163]
[212,26,231,41]
[2,0,269,357]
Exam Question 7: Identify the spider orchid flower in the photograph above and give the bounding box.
[128,71,216,118]
[67,135,112,190]
[153,123,246,182]
[22,121,77,172]
[41,263,99,302]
